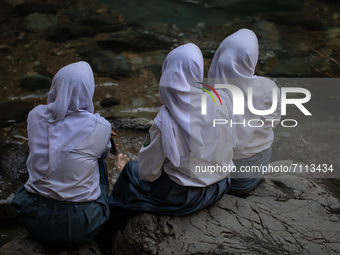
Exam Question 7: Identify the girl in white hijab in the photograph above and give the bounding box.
[12,61,114,244]
[209,28,281,195]
[102,43,234,240]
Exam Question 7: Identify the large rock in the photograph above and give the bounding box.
[0,101,34,128]
[207,0,302,13]
[0,143,29,183]
[273,122,340,175]
[268,56,332,77]
[113,164,340,255]
[20,74,52,92]
[0,0,14,22]
[25,13,58,32]
[96,29,175,53]
[46,15,125,42]
[78,44,131,78]
[0,175,22,226]
[14,2,68,16]
[109,118,153,131]
[0,237,102,255]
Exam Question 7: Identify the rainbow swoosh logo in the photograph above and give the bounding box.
[196,82,222,106]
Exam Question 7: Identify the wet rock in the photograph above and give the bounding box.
[0,175,22,226]
[0,45,12,53]
[103,105,159,127]
[273,123,340,176]
[14,2,68,16]
[208,0,303,14]
[0,101,34,128]
[130,97,145,108]
[78,45,131,78]
[25,13,58,32]
[20,74,51,91]
[100,97,120,108]
[96,29,174,53]
[46,15,125,42]
[0,237,102,255]
[0,226,28,247]
[269,57,312,77]
[252,21,281,50]
[113,164,340,255]
[145,64,163,79]
[0,143,29,183]
[268,12,324,31]
[268,55,335,77]
[0,0,14,22]
[110,118,153,131]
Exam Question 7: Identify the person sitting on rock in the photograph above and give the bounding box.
[99,43,234,244]
[11,61,129,245]
[208,28,281,196]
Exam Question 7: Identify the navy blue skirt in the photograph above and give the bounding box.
[109,160,230,216]
[96,160,230,247]
[11,159,110,245]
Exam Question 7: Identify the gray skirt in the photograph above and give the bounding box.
[109,160,230,215]
[11,159,110,245]
[97,160,230,247]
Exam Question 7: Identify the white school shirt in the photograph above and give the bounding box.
[232,77,281,159]
[25,117,111,202]
[138,123,232,187]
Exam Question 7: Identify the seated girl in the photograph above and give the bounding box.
[102,43,234,240]
[208,28,281,196]
[11,61,128,244]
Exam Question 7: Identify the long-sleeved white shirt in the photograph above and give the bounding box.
[233,78,281,159]
[138,123,232,187]
[25,117,111,202]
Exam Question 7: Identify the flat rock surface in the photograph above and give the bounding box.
[0,237,102,255]
[113,162,340,255]
[1,161,339,254]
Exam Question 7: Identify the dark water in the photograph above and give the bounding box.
[103,0,230,29]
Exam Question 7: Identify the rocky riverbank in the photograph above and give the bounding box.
[1,0,340,254]
[1,156,340,254]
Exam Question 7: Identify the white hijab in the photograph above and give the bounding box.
[26,61,100,182]
[209,28,259,80]
[208,28,279,154]
[154,43,233,168]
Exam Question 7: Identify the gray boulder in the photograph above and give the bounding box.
[0,237,102,255]
[96,30,174,53]
[0,143,29,183]
[78,44,131,78]
[0,175,22,226]
[20,74,52,92]
[113,162,340,255]
[0,101,34,128]
[25,13,58,32]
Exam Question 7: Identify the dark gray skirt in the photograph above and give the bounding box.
[96,160,230,247]
[109,160,230,215]
[11,159,110,245]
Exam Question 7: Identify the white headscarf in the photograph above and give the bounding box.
[209,28,259,80]
[26,61,100,182]
[208,28,280,156]
[154,43,233,167]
